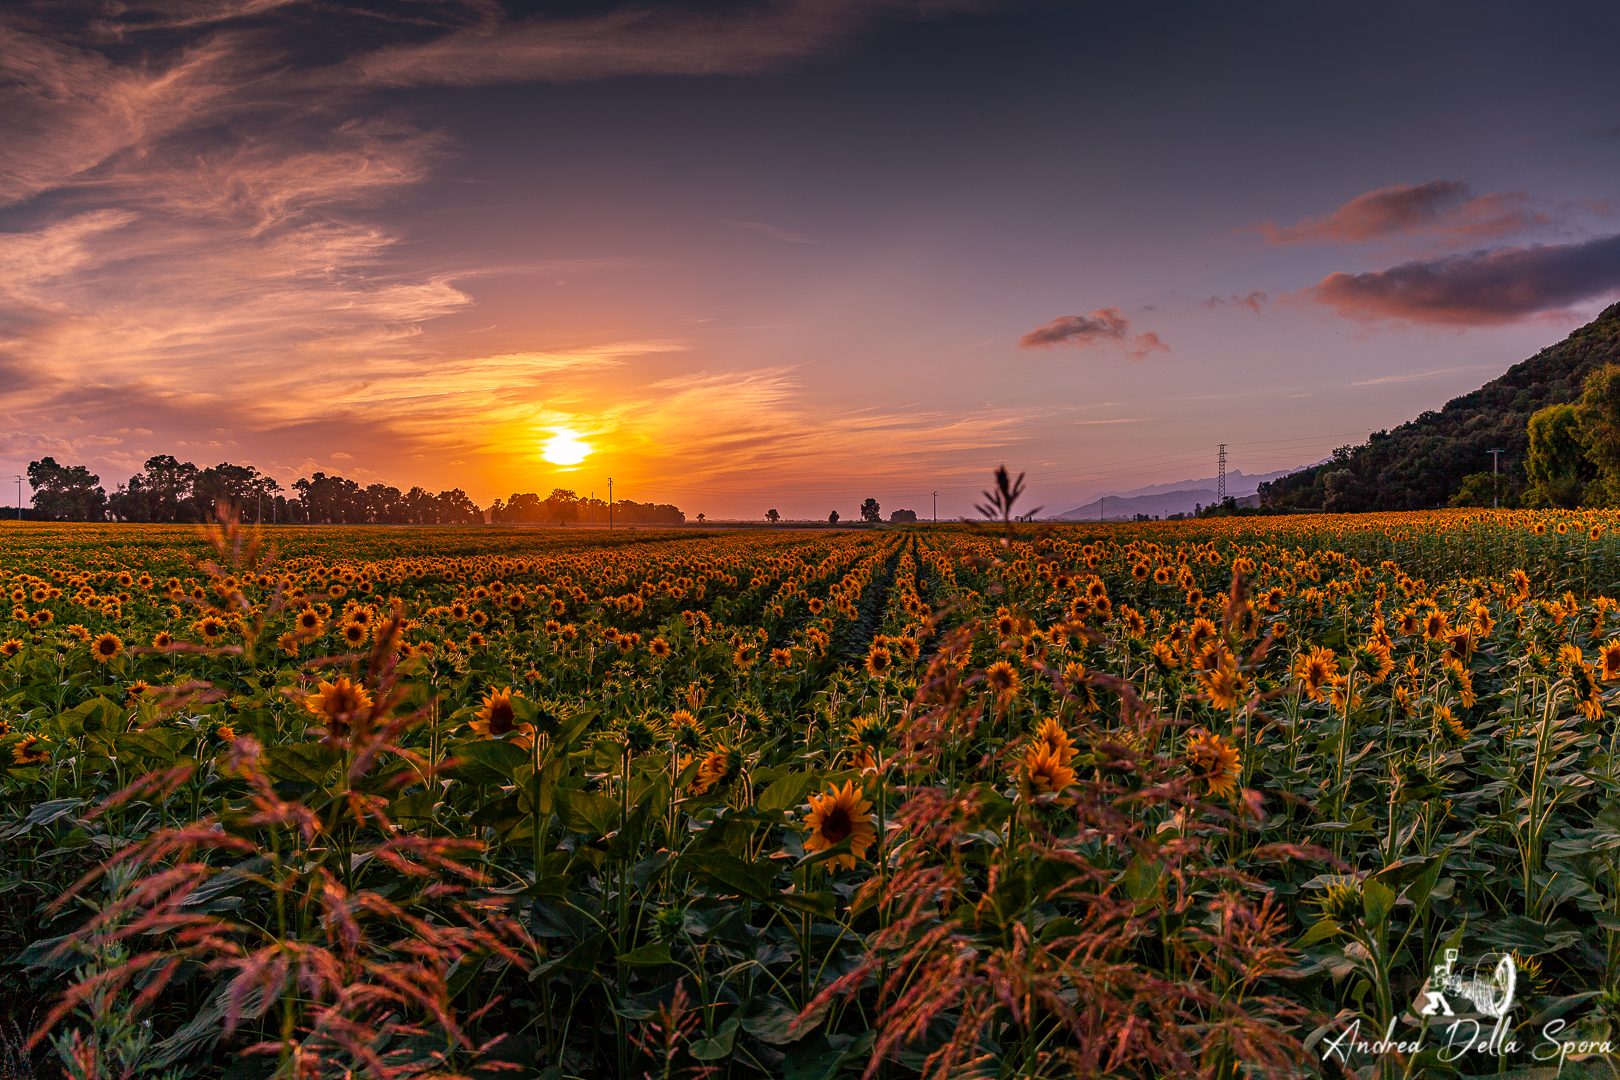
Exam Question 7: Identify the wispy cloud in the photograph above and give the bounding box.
[1349,365,1499,386]
[1201,290,1268,314]
[1248,179,1552,247]
[718,220,819,244]
[1019,306,1170,360]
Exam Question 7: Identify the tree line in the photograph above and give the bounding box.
[22,456,684,525]
[488,489,684,526]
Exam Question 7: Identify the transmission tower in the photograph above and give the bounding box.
[1217,444,1227,502]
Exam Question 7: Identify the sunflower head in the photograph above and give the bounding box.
[469,688,532,743]
[1314,876,1363,924]
[303,677,375,739]
[91,633,123,663]
[690,745,744,795]
[1186,727,1241,797]
[801,781,876,869]
[11,734,50,765]
[984,660,1021,700]
[1021,741,1077,799]
[670,709,704,751]
[1034,717,1076,765]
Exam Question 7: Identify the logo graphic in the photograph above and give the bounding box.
[1421,949,1516,1040]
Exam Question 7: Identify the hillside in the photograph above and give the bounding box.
[1260,302,1620,511]
[1056,488,1259,520]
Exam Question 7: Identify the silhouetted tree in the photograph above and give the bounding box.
[28,458,106,521]
[888,508,917,523]
[766,509,780,523]
[828,510,839,524]
[860,498,880,523]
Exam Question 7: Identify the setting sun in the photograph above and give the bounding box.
[541,430,593,467]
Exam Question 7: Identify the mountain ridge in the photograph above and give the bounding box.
[1261,302,1620,511]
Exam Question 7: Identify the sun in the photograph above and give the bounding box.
[541,430,593,467]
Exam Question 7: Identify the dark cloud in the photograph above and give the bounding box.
[1202,290,1268,314]
[1252,179,1552,246]
[1306,233,1620,325]
[1019,306,1169,359]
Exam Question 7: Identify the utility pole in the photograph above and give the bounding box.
[932,490,937,523]
[14,476,19,521]
[1217,444,1227,502]
[1099,496,1104,522]
[608,477,613,530]
[1489,448,1504,509]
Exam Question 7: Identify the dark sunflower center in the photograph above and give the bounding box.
[820,808,852,843]
[487,703,516,734]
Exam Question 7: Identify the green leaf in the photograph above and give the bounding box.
[556,787,621,836]
[616,941,673,966]
[682,852,777,900]
[757,771,816,812]
[738,995,829,1045]
[260,742,341,786]
[453,738,530,780]
[688,1017,739,1061]
[1121,856,1164,900]
[1297,919,1343,947]
[1361,878,1397,928]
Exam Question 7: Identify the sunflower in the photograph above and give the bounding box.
[733,644,757,669]
[984,660,1021,701]
[691,746,743,795]
[1423,610,1450,641]
[1354,640,1394,683]
[1021,742,1077,797]
[802,781,876,869]
[91,633,123,663]
[1602,639,1620,682]
[304,677,374,738]
[468,688,534,745]
[650,637,671,659]
[11,734,50,765]
[215,724,237,742]
[1034,717,1076,765]
[296,609,322,633]
[670,709,704,751]
[0,639,21,657]
[1197,661,1249,711]
[339,621,369,647]
[151,631,174,649]
[127,680,152,704]
[1186,728,1240,797]
[1442,658,1477,708]
[195,617,227,642]
[1434,704,1467,740]
[864,644,892,679]
[1153,566,1172,586]
[1151,638,1180,672]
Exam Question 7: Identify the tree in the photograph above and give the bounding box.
[860,498,880,523]
[888,508,917,523]
[545,489,580,525]
[27,458,107,521]
[1577,363,1620,505]
[766,509,780,523]
[1449,472,1513,507]
[697,513,706,524]
[1526,403,1590,508]
[828,510,839,524]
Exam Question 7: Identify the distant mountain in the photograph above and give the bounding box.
[1054,468,1298,521]
[1261,302,1620,511]
[1086,468,1301,503]
[1055,488,1259,521]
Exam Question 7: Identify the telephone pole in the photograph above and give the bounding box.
[14,476,20,521]
[608,477,613,530]
[1217,444,1227,502]
[1489,448,1504,509]
[932,490,937,523]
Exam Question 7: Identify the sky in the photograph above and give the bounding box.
[3,0,1620,520]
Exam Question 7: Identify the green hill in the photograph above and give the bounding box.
[1260,302,1620,510]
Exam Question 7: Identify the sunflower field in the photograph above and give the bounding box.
[6,498,1620,1080]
